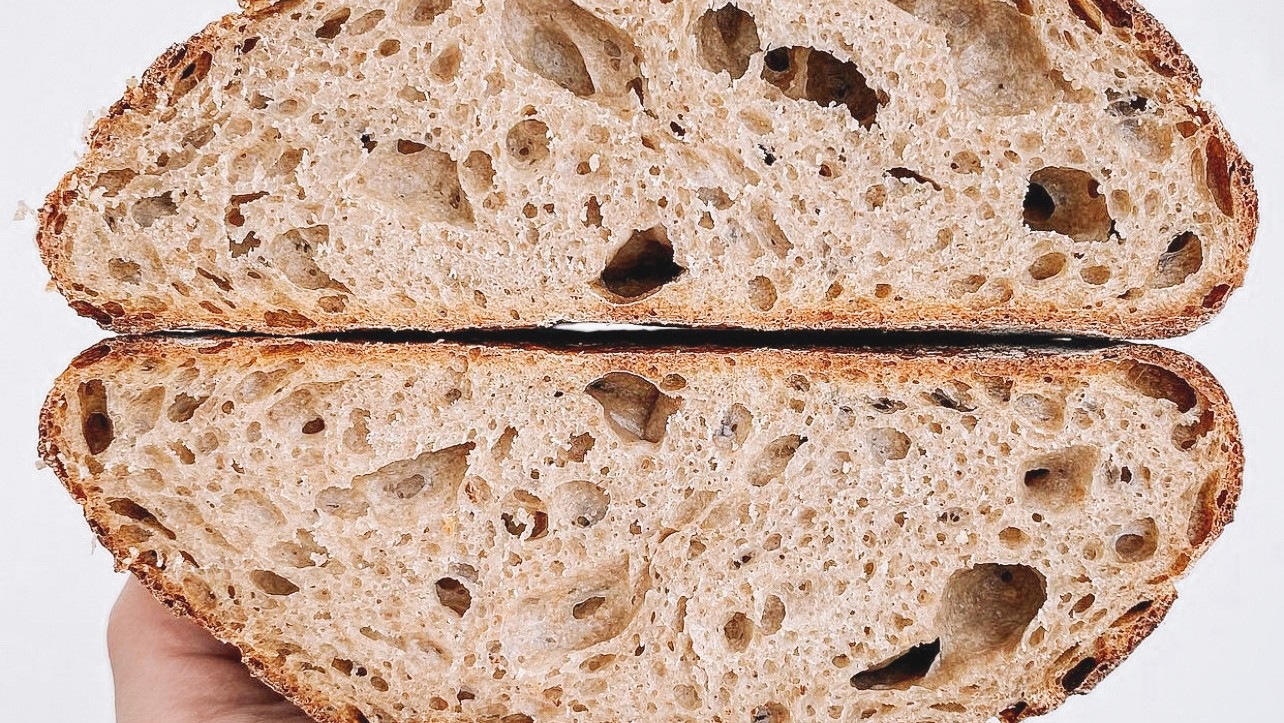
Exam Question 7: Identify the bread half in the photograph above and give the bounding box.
[40,336,1240,722]
[38,0,1255,337]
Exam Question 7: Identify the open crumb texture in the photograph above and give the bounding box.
[38,0,1257,337]
[40,336,1242,723]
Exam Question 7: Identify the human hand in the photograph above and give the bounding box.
[108,577,314,723]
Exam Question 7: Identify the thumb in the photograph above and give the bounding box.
[108,576,314,723]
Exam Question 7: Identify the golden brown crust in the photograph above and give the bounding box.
[35,1,1258,339]
[39,336,1244,723]
[1108,0,1264,327]
[36,11,241,324]
[996,590,1177,723]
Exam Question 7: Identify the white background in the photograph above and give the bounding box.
[0,1,1279,720]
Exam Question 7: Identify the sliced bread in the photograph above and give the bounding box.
[39,0,1256,337]
[40,336,1241,722]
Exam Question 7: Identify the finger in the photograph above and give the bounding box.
[108,575,239,660]
[108,576,314,723]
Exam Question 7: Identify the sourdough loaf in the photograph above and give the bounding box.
[40,337,1241,722]
[38,0,1256,337]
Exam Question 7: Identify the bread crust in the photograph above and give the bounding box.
[38,336,1242,723]
[36,0,1257,339]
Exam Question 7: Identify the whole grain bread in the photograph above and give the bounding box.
[40,337,1241,723]
[39,0,1255,338]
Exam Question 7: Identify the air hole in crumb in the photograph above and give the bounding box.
[1173,409,1216,451]
[1062,658,1100,692]
[96,169,138,197]
[1028,252,1068,281]
[107,499,176,540]
[1203,284,1232,310]
[1118,362,1197,413]
[762,46,884,128]
[1069,0,1106,32]
[714,404,754,448]
[696,4,761,80]
[887,168,942,190]
[723,612,754,651]
[316,486,370,519]
[348,9,386,34]
[999,527,1029,547]
[870,397,907,414]
[435,578,472,616]
[361,141,474,226]
[1188,475,1226,548]
[556,480,610,527]
[1071,594,1096,616]
[850,640,940,690]
[132,193,178,228]
[1081,265,1111,285]
[661,374,688,391]
[698,187,734,210]
[939,564,1047,656]
[751,702,791,723]
[250,570,300,596]
[172,52,213,100]
[1113,518,1159,563]
[761,595,786,634]
[592,226,686,302]
[1022,446,1098,509]
[951,151,982,174]
[573,596,607,619]
[519,23,592,95]
[1205,135,1236,217]
[557,433,597,466]
[506,119,552,165]
[584,196,604,227]
[740,205,793,259]
[78,380,114,455]
[927,383,976,412]
[868,428,911,463]
[748,276,778,311]
[316,8,351,39]
[167,393,208,423]
[266,226,350,293]
[503,0,645,106]
[1023,168,1113,242]
[888,0,1054,115]
[1112,600,1155,629]
[749,435,806,486]
[430,44,462,81]
[586,373,680,444]
[1015,393,1065,429]
[461,150,496,188]
[357,443,475,502]
[1151,232,1203,288]
[401,0,452,24]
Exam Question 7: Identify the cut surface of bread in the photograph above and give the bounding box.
[40,337,1241,723]
[39,0,1255,337]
